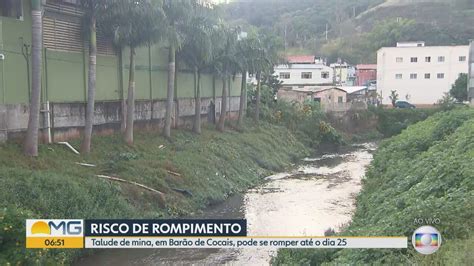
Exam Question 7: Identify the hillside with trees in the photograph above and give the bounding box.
[223,0,474,64]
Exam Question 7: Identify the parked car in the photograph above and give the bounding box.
[395,101,416,109]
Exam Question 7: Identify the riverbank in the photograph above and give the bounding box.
[0,104,443,264]
[0,121,312,264]
[274,108,474,265]
[76,143,376,265]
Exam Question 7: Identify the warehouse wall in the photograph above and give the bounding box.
[0,1,243,142]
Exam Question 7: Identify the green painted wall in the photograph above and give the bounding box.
[46,50,86,102]
[1,1,242,105]
[0,0,32,104]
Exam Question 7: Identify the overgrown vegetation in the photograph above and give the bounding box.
[0,123,309,264]
[274,108,474,265]
[450,73,468,103]
[248,85,345,147]
[370,106,441,137]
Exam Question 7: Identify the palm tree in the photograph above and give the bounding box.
[162,0,192,138]
[212,25,239,132]
[80,0,108,154]
[105,0,164,145]
[24,0,43,157]
[235,33,260,128]
[389,90,399,107]
[253,32,282,124]
[180,4,217,134]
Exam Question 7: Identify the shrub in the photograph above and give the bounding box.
[275,108,474,264]
[248,88,345,147]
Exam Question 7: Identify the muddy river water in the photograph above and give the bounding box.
[77,143,377,265]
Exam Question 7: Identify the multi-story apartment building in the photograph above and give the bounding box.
[274,55,334,90]
[377,42,469,104]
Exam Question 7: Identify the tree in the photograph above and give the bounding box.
[253,32,283,123]
[262,72,283,98]
[437,92,456,110]
[212,25,239,132]
[389,90,399,107]
[80,0,108,154]
[180,3,217,134]
[235,32,261,127]
[450,73,468,102]
[24,0,43,157]
[163,0,193,138]
[106,0,164,145]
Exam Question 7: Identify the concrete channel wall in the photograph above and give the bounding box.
[0,96,241,143]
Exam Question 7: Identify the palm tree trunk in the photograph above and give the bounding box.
[125,46,136,145]
[81,15,97,154]
[254,71,261,124]
[164,46,175,138]
[217,77,227,132]
[118,48,127,133]
[193,67,201,134]
[24,0,42,157]
[237,70,247,127]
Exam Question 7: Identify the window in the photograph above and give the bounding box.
[321,71,330,79]
[48,0,79,5]
[395,74,403,79]
[410,73,417,79]
[301,72,312,79]
[62,0,79,4]
[298,85,304,88]
[425,56,431,62]
[437,73,445,79]
[459,56,466,62]
[438,56,445,62]
[396,57,403,63]
[410,57,418,63]
[338,96,343,103]
[279,72,290,79]
[0,0,23,19]
[425,73,431,79]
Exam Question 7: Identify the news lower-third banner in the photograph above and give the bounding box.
[25,219,407,249]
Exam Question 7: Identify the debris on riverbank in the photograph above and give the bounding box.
[0,122,309,264]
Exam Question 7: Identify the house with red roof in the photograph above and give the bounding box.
[356,64,377,86]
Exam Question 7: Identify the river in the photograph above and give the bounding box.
[76,142,377,266]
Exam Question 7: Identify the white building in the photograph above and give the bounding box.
[274,55,334,90]
[377,42,469,104]
[330,62,356,86]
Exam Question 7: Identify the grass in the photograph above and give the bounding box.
[0,121,309,264]
[274,108,474,264]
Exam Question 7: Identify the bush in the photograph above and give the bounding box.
[248,87,345,147]
[370,106,441,137]
[275,108,474,264]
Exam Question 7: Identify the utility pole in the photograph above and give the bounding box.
[468,40,474,106]
[325,23,328,41]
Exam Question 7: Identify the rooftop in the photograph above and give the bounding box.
[356,64,377,70]
[275,64,329,70]
[287,55,315,64]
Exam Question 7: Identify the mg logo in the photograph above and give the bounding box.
[27,219,83,237]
